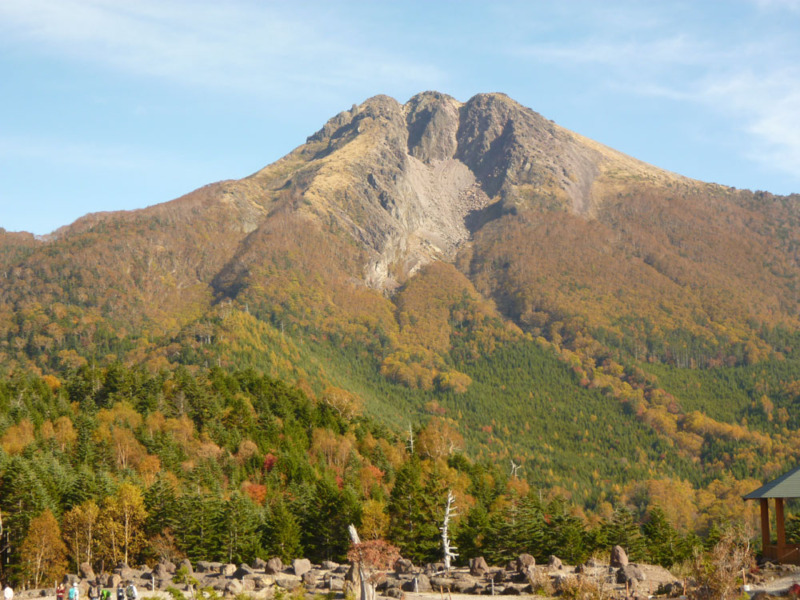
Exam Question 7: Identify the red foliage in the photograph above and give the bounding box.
[242,482,267,505]
[263,453,277,473]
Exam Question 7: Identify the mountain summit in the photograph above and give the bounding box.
[2,92,800,498]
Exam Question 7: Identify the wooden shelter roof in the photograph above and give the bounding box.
[745,465,800,499]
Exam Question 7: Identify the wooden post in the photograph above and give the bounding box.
[777,498,786,557]
[761,498,771,555]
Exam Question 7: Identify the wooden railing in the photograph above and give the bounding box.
[763,543,800,564]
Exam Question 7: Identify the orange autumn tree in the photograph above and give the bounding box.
[20,510,68,588]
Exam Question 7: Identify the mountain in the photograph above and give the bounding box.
[3,91,800,511]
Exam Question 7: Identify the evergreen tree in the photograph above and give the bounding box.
[387,457,440,564]
[262,497,303,562]
[218,491,263,564]
[603,506,646,562]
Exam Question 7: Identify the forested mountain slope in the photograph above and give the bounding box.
[2,92,800,551]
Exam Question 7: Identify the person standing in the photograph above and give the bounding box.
[3,583,13,600]
[116,583,125,600]
[57,584,66,600]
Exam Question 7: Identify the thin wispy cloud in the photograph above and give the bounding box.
[0,0,443,100]
[507,3,800,184]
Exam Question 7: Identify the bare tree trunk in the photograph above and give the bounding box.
[441,490,458,571]
[348,525,375,600]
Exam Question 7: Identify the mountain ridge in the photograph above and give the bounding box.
[3,92,800,510]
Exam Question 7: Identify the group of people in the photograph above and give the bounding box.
[55,582,137,600]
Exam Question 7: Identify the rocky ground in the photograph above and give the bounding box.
[12,550,800,600]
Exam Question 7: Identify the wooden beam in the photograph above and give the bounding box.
[761,498,771,553]
[777,498,786,556]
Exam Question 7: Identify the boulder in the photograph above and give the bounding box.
[274,574,301,590]
[430,576,456,592]
[502,584,523,595]
[251,557,267,570]
[386,588,404,599]
[240,579,256,592]
[394,558,414,574]
[225,580,244,595]
[321,561,339,571]
[220,563,237,577]
[401,574,431,593]
[102,574,121,589]
[425,562,444,575]
[79,562,95,580]
[301,571,317,588]
[453,576,478,594]
[517,554,535,571]
[195,561,217,573]
[250,575,275,591]
[264,557,284,575]
[616,564,645,586]
[233,564,255,579]
[328,576,345,591]
[547,555,563,571]
[610,545,628,568]
[179,559,194,574]
[154,563,173,579]
[470,557,489,577]
[292,558,312,577]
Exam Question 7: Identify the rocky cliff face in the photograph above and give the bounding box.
[247,91,677,291]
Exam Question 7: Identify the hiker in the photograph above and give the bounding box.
[3,584,13,600]
[88,582,100,600]
[68,583,79,600]
[116,583,125,600]
[56,584,66,600]
[100,587,111,600]
[125,582,138,600]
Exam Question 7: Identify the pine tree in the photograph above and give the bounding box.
[262,497,302,562]
[387,457,440,564]
[603,506,646,562]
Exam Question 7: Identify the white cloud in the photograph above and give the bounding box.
[0,0,443,100]
[507,4,800,185]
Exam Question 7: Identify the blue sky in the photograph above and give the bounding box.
[2,0,800,235]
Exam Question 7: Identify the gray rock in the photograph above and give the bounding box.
[394,558,414,574]
[610,545,628,568]
[220,563,236,577]
[178,559,193,575]
[240,579,255,592]
[547,555,563,571]
[616,564,645,585]
[233,564,255,579]
[225,580,243,595]
[470,556,489,577]
[251,557,267,571]
[79,562,95,581]
[195,561,217,573]
[453,577,478,594]
[292,558,312,577]
[502,584,523,595]
[102,574,121,589]
[264,557,283,575]
[301,571,317,588]
[321,561,339,570]
[385,588,404,599]
[274,574,301,590]
[328,576,345,591]
[401,574,431,593]
[517,554,535,570]
[430,576,456,592]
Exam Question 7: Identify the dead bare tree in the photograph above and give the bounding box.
[441,490,458,571]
